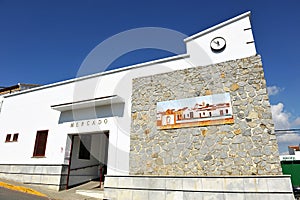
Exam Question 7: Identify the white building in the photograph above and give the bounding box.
[280,145,300,161]
[0,12,256,190]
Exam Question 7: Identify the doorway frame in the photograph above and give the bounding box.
[66,131,109,189]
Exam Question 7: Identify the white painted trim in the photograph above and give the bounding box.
[3,54,190,98]
[184,11,251,43]
[51,95,124,111]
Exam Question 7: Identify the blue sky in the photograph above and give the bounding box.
[157,93,231,113]
[0,0,299,153]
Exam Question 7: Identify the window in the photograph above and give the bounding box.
[5,133,19,142]
[166,116,171,124]
[33,130,48,157]
[12,133,19,142]
[5,134,11,142]
[79,135,91,160]
[220,110,224,116]
[190,112,194,118]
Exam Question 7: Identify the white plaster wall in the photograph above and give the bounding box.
[0,12,257,177]
[0,57,193,176]
[0,97,3,114]
[0,84,75,165]
[185,13,256,67]
[280,151,300,161]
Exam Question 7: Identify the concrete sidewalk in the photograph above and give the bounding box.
[0,178,103,200]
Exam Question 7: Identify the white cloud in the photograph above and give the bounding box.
[267,86,283,96]
[271,103,300,129]
[277,136,300,155]
[280,151,289,155]
[276,133,300,143]
[292,117,300,127]
[271,103,300,154]
[271,103,290,129]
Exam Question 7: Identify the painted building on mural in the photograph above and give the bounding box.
[0,11,295,199]
[157,93,234,129]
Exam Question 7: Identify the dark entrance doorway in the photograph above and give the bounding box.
[66,131,109,188]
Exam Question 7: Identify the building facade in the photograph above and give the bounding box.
[0,12,295,199]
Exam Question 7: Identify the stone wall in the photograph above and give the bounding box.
[130,55,282,176]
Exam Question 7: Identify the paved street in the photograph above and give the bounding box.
[0,187,49,200]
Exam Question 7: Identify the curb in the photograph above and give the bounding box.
[0,181,48,197]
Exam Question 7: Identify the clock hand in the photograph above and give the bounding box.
[214,40,220,46]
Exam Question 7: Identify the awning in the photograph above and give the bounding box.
[51,95,124,112]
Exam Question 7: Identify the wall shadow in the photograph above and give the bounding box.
[57,103,124,123]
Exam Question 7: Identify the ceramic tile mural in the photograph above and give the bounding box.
[157,93,234,129]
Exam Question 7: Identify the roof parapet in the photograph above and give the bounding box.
[184,11,251,43]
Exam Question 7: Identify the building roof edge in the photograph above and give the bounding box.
[3,54,190,98]
[184,11,251,43]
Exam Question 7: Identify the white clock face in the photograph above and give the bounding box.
[210,37,226,52]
